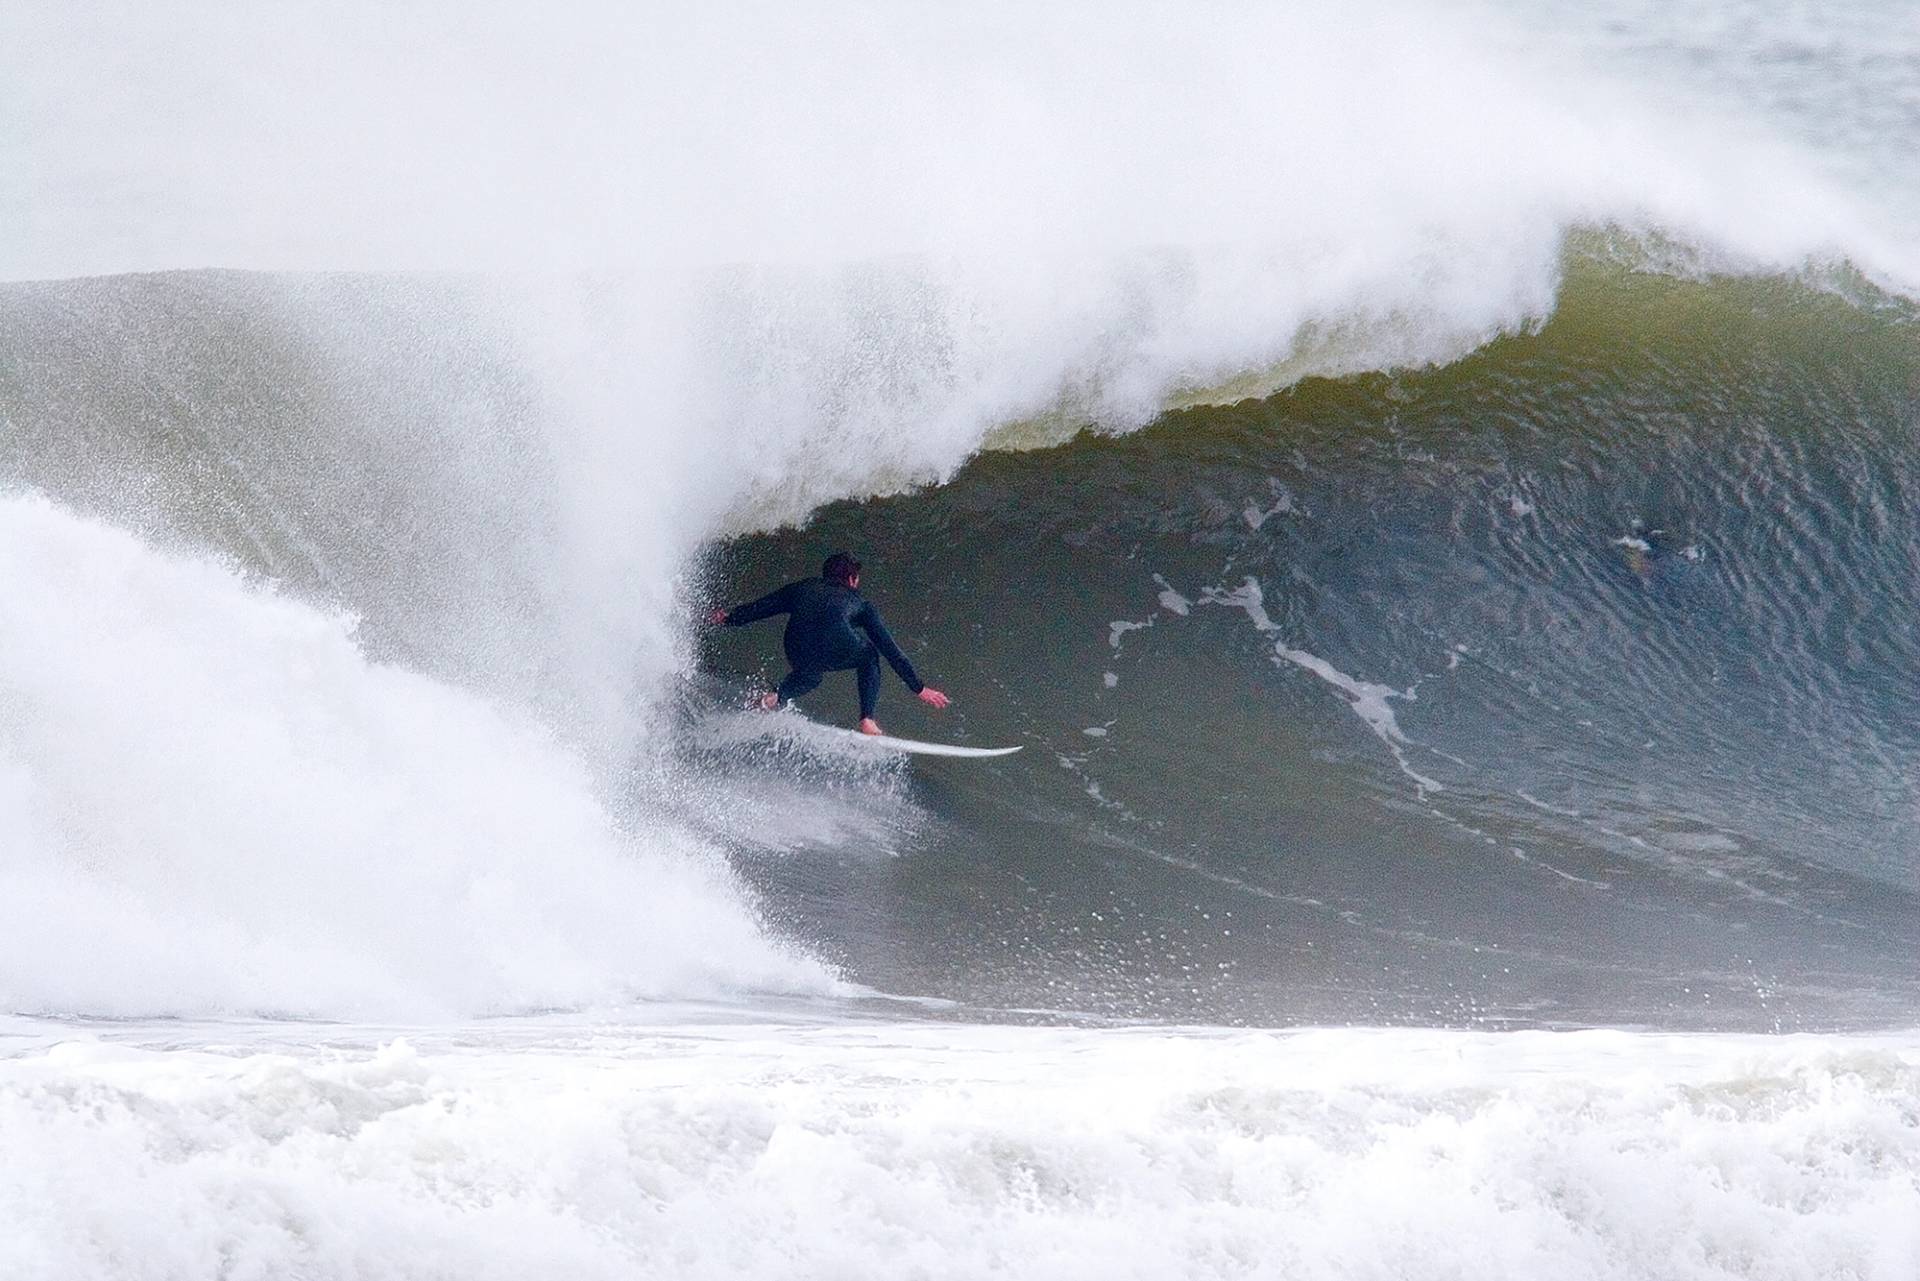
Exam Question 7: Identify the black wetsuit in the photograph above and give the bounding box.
[723,577,924,719]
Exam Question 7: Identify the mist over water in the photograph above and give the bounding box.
[5,4,1920,1274]
[0,492,830,1018]
[13,0,1914,280]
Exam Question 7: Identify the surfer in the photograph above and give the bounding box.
[708,552,951,735]
[1614,520,1673,581]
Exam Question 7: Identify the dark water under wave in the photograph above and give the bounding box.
[700,263,1920,1029]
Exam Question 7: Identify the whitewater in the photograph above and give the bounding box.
[3,1023,1916,1280]
[3,0,1919,1276]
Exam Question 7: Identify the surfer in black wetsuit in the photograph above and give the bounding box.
[708,551,951,735]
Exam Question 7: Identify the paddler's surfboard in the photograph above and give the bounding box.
[823,727,1022,758]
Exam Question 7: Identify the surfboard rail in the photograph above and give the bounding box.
[827,728,1023,758]
[707,705,1023,758]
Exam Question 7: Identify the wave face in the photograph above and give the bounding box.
[705,264,1920,1029]
[2,0,1918,1028]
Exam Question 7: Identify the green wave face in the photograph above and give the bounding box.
[704,263,1920,1028]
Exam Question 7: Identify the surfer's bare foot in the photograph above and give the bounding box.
[758,691,780,711]
[858,717,883,736]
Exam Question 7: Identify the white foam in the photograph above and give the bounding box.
[1272,647,1444,793]
[1201,576,1444,795]
[0,496,831,1019]
[1108,619,1152,651]
[1152,574,1193,617]
[1245,484,1297,530]
[1,1023,1916,1281]
[7,0,1918,539]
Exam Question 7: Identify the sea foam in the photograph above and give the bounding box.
[0,1023,1915,1281]
[0,494,830,1019]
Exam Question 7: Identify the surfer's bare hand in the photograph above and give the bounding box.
[859,717,884,735]
[918,688,950,709]
[708,608,728,625]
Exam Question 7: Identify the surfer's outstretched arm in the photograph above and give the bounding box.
[855,602,924,692]
[712,580,802,628]
[855,604,949,709]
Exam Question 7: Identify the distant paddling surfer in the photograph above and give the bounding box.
[708,552,951,735]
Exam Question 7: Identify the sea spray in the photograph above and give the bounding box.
[0,494,831,1018]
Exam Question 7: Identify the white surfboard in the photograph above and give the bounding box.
[703,704,1023,758]
[822,727,1023,758]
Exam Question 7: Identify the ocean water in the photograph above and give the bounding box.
[3,0,1919,1276]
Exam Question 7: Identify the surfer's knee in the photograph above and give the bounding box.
[777,669,824,702]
